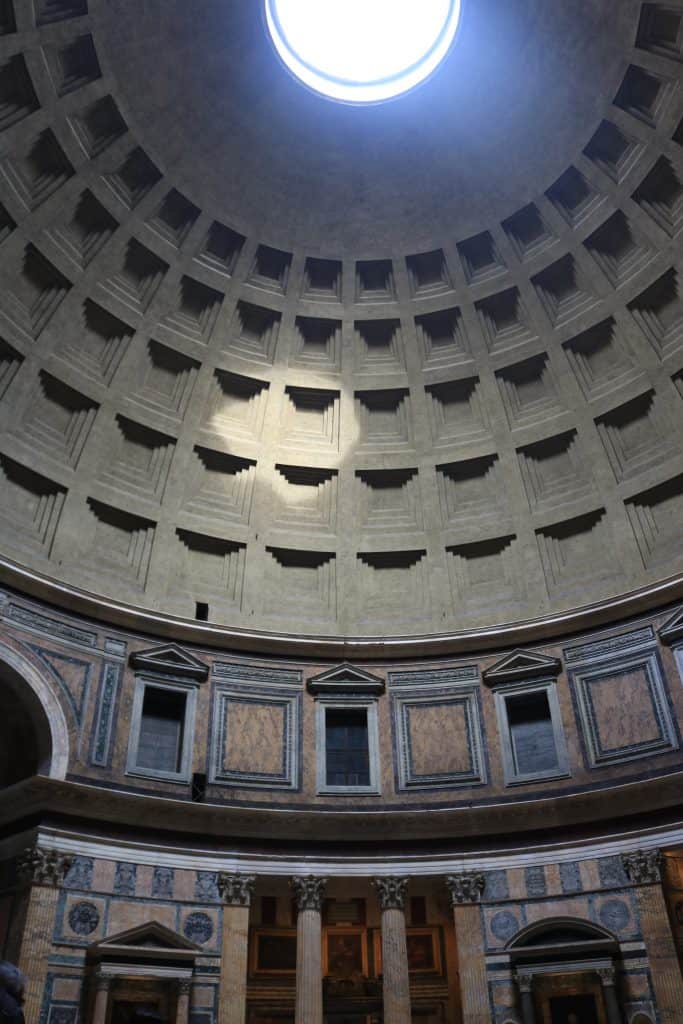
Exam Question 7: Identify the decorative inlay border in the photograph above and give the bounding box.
[564,626,656,665]
[569,649,679,769]
[210,685,301,790]
[90,661,121,767]
[391,675,486,791]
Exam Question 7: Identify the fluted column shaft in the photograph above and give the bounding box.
[175,981,191,1024]
[373,877,411,1024]
[446,873,489,1024]
[92,975,111,1024]
[13,847,72,1024]
[516,974,536,1024]
[217,874,255,1024]
[291,876,327,1024]
[622,850,683,1024]
[597,970,622,1024]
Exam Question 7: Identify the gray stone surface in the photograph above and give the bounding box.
[0,0,682,638]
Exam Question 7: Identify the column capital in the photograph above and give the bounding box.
[94,969,112,992]
[291,875,328,912]
[372,876,408,911]
[177,980,192,996]
[621,848,662,885]
[516,971,534,994]
[445,871,486,905]
[16,845,72,888]
[597,966,615,987]
[217,872,256,907]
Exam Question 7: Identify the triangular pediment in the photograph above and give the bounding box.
[483,649,562,685]
[91,920,200,954]
[129,643,209,681]
[307,662,385,695]
[659,606,683,645]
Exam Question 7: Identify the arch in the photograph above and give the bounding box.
[0,640,69,781]
[505,916,618,950]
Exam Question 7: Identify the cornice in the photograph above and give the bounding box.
[0,555,681,660]
[1,772,681,847]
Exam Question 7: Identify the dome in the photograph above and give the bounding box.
[0,0,681,641]
[1,7,683,1024]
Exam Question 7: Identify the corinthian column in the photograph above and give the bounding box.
[291,875,327,1024]
[12,845,72,1024]
[175,980,191,1024]
[516,972,536,1024]
[217,872,255,1024]
[621,849,683,1024]
[445,872,488,1024]
[373,877,411,1024]
[91,970,111,1024]
[596,966,622,1024]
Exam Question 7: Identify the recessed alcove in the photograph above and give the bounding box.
[103,147,162,208]
[160,275,224,344]
[502,203,555,261]
[457,232,506,284]
[103,238,169,313]
[632,157,683,236]
[356,260,395,303]
[147,189,200,248]
[1,243,71,337]
[47,188,118,268]
[546,166,601,226]
[583,120,643,183]
[70,95,126,157]
[2,128,73,210]
[302,257,342,302]
[0,53,39,130]
[43,33,100,95]
[476,286,536,354]
[415,307,470,369]
[197,221,245,276]
[614,64,674,127]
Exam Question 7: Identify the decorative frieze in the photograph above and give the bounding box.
[621,848,663,885]
[372,876,408,911]
[291,875,328,912]
[217,873,256,907]
[445,871,486,905]
[17,846,72,887]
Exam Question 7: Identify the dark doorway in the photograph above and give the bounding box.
[111,1001,166,1024]
[549,993,600,1024]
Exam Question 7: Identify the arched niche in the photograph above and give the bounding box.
[0,641,69,784]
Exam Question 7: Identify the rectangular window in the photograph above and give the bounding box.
[325,708,370,787]
[494,680,570,786]
[136,686,186,773]
[506,691,559,776]
[315,699,380,795]
[126,676,198,783]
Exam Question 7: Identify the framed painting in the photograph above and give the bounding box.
[322,926,368,978]
[373,926,442,975]
[249,927,298,975]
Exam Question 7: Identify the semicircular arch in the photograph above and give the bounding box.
[0,640,69,781]
[505,915,618,950]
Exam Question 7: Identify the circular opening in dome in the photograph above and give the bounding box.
[264,0,462,104]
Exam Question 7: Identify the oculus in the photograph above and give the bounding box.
[265,0,461,104]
